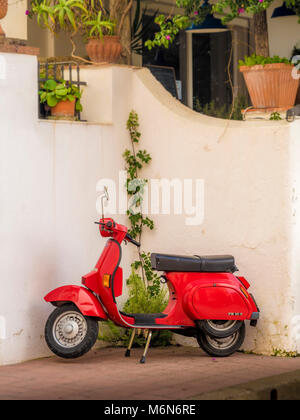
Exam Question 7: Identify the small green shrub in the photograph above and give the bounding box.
[98,263,172,347]
[239,54,291,68]
[272,348,300,358]
[124,266,167,315]
[270,112,282,121]
[194,96,250,121]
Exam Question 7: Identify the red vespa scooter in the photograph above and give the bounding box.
[44,188,260,363]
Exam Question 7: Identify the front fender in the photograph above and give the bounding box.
[44,285,108,320]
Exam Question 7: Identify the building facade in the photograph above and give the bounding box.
[2,1,300,110]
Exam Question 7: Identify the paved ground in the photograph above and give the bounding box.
[1,346,300,400]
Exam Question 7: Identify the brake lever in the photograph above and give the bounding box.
[126,234,141,247]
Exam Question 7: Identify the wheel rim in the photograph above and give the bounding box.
[207,320,238,332]
[206,331,240,350]
[52,311,87,348]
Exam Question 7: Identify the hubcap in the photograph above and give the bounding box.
[206,331,239,350]
[207,320,238,332]
[53,311,87,348]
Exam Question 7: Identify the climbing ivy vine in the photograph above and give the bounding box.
[123,111,161,293]
[99,111,172,347]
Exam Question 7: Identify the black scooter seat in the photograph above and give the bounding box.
[151,253,238,273]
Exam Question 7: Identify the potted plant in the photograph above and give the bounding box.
[0,0,8,37]
[82,8,122,63]
[144,1,300,111]
[238,54,299,110]
[29,0,122,63]
[39,79,83,119]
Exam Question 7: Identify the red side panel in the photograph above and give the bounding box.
[44,285,108,320]
[190,286,251,320]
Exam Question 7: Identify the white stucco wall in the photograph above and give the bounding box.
[0,54,134,365]
[2,2,27,40]
[1,53,300,364]
[130,68,300,354]
[268,0,300,58]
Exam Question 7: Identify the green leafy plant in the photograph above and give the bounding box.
[30,0,88,32]
[131,0,159,56]
[239,54,291,68]
[82,10,116,39]
[28,0,116,39]
[145,14,189,51]
[144,0,215,50]
[124,264,167,315]
[39,79,83,111]
[270,111,282,121]
[99,110,172,348]
[123,111,153,255]
[144,1,300,58]
[194,96,250,121]
[272,348,300,357]
[99,263,171,347]
[214,0,300,24]
[123,112,172,346]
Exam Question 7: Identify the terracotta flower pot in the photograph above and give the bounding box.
[86,36,122,64]
[0,0,8,37]
[50,100,75,118]
[240,63,300,109]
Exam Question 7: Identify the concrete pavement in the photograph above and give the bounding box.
[0,346,300,400]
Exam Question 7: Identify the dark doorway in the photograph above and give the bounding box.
[141,16,233,110]
[142,16,185,101]
[142,17,180,79]
[192,31,233,110]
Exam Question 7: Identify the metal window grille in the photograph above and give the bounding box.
[38,61,87,121]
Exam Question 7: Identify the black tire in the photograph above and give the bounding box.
[197,319,243,338]
[45,303,99,359]
[197,322,245,357]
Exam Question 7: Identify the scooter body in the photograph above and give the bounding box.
[44,212,260,362]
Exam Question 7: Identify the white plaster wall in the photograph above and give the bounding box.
[130,68,300,355]
[1,54,300,364]
[268,0,300,58]
[0,54,134,365]
[2,2,27,40]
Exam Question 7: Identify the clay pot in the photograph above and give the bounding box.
[86,36,122,64]
[240,63,300,109]
[0,0,8,19]
[50,100,75,117]
[0,0,8,37]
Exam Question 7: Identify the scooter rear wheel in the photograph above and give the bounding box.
[197,322,245,357]
[197,319,243,338]
[45,303,99,359]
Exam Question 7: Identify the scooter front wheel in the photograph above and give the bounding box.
[197,322,245,357]
[45,303,99,359]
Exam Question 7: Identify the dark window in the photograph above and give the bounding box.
[192,31,233,109]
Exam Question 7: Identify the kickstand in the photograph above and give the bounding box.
[125,329,136,357]
[140,330,152,364]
